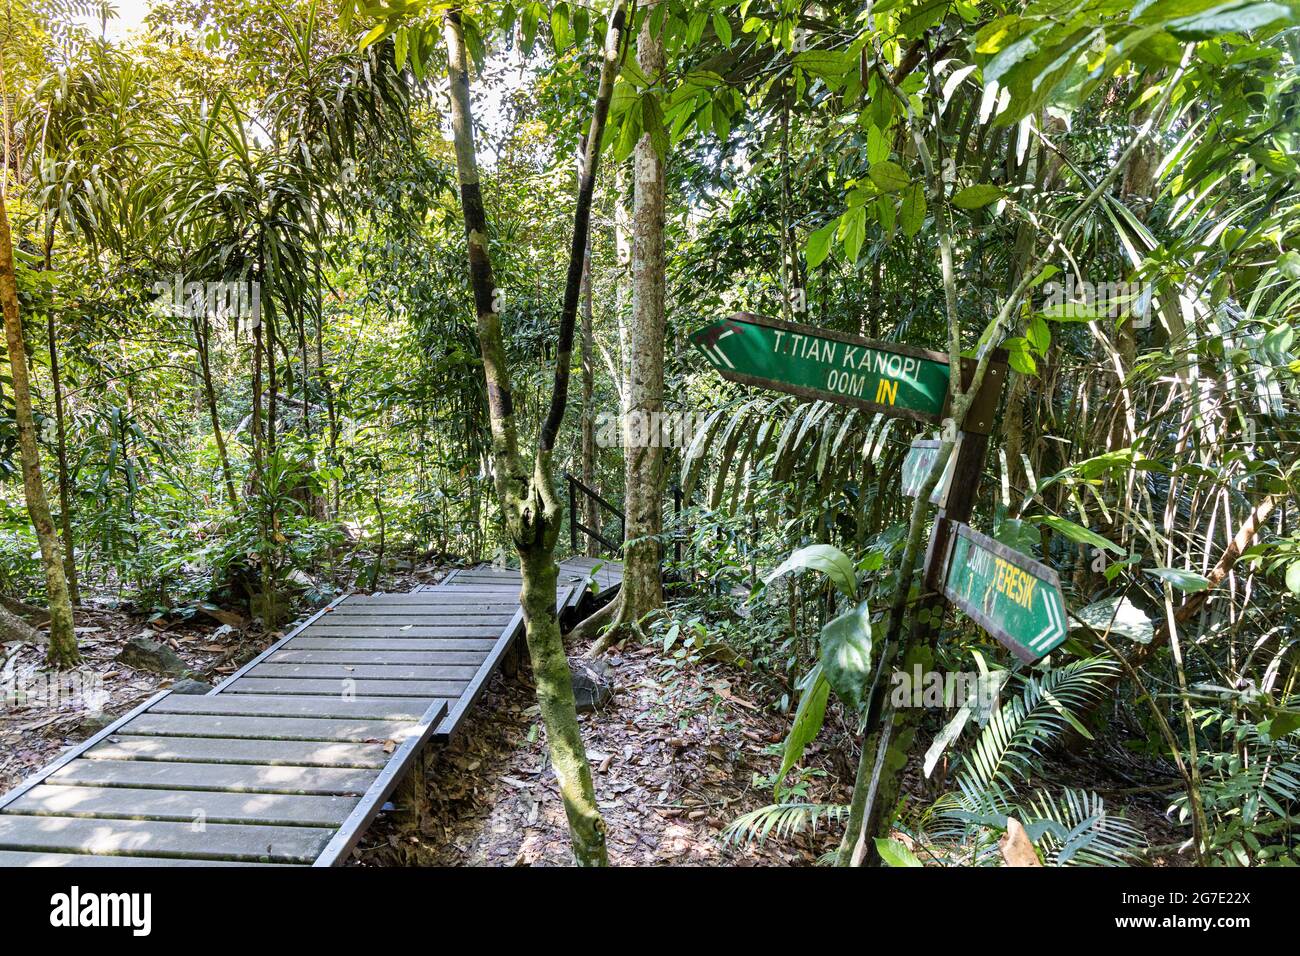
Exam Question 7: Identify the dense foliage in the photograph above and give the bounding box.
[3,0,1298,865]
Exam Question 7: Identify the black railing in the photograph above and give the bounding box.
[566,475,696,575]
[566,473,624,555]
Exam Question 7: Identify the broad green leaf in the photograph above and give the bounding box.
[642,92,668,161]
[359,23,390,50]
[900,182,925,237]
[819,600,873,712]
[712,96,731,140]
[1280,251,1300,280]
[806,219,838,269]
[613,99,642,163]
[713,12,732,46]
[867,123,890,164]
[792,49,855,82]
[1004,336,1037,374]
[840,205,867,263]
[952,184,1004,209]
[868,160,910,192]
[551,5,572,49]
[875,837,923,867]
[877,194,896,237]
[1286,560,1300,596]
[1258,710,1300,740]
[776,665,830,794]
[1167,2,1293,40]
[764,544,858,599]
[394,27,408,69]
[1026,314,1050,353]
[1144,567,1212,592]
[1033,515,1123,554]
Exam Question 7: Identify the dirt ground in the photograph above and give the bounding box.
[1,574,1182,867]
[354,638,847,866]
[0,600,274,796]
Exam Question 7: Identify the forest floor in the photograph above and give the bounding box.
[0,596,280,796]
[0,571,1184,866]
[354,631,849,866]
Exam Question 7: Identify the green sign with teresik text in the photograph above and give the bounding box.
[690,313,951,423]
[943,523,1069,663]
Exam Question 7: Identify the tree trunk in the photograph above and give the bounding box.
[0,192,77,668]
[580,227,600,557]
[194,312,239,508]
[441,4,626,865]
[42,236,79,605]
[585,13,665,653]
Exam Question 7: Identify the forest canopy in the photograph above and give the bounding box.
[0,0,1297,869]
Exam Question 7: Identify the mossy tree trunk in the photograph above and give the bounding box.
[586,13,666,654]
[0,192,78,668]
[441,3,628,866]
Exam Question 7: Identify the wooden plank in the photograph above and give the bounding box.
[51,759,378,795]
[312,605,517,616]
[8,785,358,828]
[0,814,332,863]
[249,662,480,681]
[194,593,355,701]
[85,737,390,769]
[312,700,445,866]
[115,713,423,742]
[223,677,467,698]
[286,637,498,651]
[339,593,522,606]
[0,850,286,867]
[314,606,517,621]
[269,649,487,666]
[150,694,433,721]
[435,605,526,741]
[302,623,508,636]
[443,575,574,582]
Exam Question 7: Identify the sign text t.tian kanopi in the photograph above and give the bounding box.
[691,313,953,424]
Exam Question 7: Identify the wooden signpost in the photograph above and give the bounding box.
[941,523,1069,663]
[691,310,1061,863]
[692,312,1065,661]
[689,312,1002,433]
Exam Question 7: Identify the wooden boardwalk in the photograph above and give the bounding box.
[0,557,620,867]
[427,556,624,613]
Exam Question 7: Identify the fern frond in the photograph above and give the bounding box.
[1017,788,1147,866]
[722,802,848,847]
[954,656,1119,803]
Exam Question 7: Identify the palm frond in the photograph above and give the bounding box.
[721,801,848,847]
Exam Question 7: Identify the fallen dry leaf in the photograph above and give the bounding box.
[999,817,1042,867]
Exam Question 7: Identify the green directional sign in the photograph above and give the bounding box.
[691,312,954,425]
[942,523,1068,663]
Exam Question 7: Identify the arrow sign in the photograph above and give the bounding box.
[691,313,955,425]
[942,523,1069,663]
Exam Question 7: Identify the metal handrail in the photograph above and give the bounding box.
[566,473,624,555]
